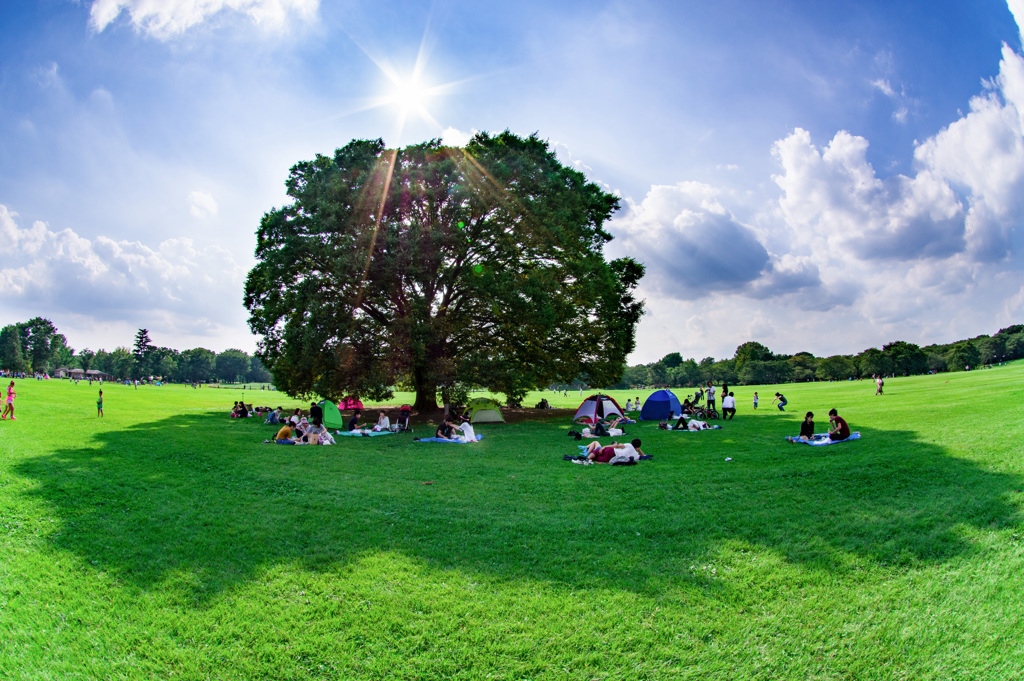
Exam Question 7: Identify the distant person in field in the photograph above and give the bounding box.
[721,392,737,419]
[97,390,103,418]
[582,438,644,463]
[828,408,851,441]
[752,391,759,410]
[875,376,884,395]
[772,392,787,411]
[2,381,15,420]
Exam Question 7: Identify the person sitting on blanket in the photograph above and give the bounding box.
[302,418,330,444]
[435,418,458,440]
[455,420,476,442]
[275,423,297,445]
[348,409,367,432]
[372,411,390,432]
[583,438,643,463]
[796,412,815,441]
[828,408,851,441]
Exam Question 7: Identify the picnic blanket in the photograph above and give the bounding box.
[785,432,861,446]
[415,434,484,443]
[335,429,396,437]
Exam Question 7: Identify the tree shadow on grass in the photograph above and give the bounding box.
[14,413,1024,602]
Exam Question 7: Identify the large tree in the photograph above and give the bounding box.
[0,325,28,373]
[245,132,645,409]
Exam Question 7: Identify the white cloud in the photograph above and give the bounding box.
[870,78,896,97]
[188,191,219,218]
[0,204,247,345]
[610,182,772,297]
[89,0,319,39]
[441,126,475,147]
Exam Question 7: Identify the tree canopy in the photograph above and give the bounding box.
[244,132,645,409]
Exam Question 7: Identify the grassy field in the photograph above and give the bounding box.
[1,368,1023,680]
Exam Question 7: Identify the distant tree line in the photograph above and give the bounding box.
[611,325,1024,389]
[0,318,270,384]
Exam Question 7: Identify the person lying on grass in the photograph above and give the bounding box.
[582,438,644,463]
[669,415,711,430]
[828,408,851,441]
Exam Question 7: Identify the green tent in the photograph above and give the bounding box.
[466,397,505,424]
[317,399,346,430]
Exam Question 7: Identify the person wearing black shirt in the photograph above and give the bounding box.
[310,402,323,421]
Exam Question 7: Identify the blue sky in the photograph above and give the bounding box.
[2,0,1024,363]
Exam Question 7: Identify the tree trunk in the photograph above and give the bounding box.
[413,385,438,412]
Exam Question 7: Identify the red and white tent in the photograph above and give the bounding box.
[572,394,626,424]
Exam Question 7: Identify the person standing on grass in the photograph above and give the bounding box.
[706,382,717,411]
[772,392,787,411]
[752,392,759,410]
[97,390,104,418]
[828,408,851,441]
[2,381,15,420]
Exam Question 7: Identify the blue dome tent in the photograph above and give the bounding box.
[640,389,682,420]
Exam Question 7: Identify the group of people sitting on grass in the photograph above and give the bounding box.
[230,401,251,418]
[791,408,851,442]
[273,417,335,445]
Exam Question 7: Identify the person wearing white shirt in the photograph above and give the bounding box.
[456,421,477,442]
[373,411,391,431]
[721,392,737,419]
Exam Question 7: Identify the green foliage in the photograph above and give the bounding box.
[216,349,251,383]
[21,317,58,372]
[247,355,273,384]
[947,340,981,372]
[661,352,682,368]
[734,340,773,371]
[0,324,28,372]
[856,347,893,377]
[244,132,644,409]
[180,348,217,383]
[817,354,856,380]
[48,334,75,371]
[883,340,928,376]
[78,348,95,372]
[133,329,154,378]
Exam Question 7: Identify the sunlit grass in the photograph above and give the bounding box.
[1,367,1023,679]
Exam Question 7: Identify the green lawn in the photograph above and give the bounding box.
[1,369,1023,679]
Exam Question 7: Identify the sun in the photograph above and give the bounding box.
[387,74,433,114]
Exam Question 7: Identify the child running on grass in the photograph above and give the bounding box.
[97,390,104,418]
[2,381,15,420]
